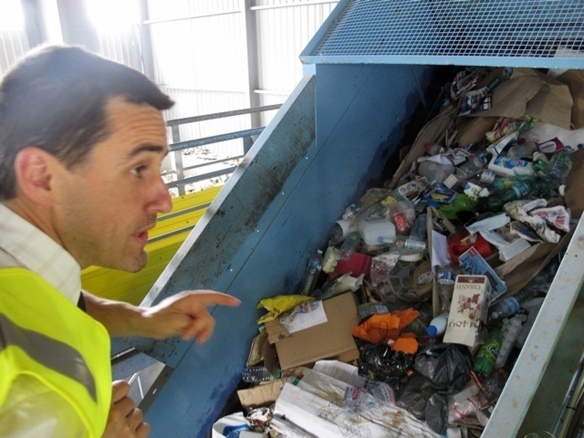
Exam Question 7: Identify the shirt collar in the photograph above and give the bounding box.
[0,202,81,305]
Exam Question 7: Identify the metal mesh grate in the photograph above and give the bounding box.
[302,0,584,67]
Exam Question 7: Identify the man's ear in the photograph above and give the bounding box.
[14,147,58,207]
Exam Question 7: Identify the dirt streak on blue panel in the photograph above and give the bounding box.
[141,64,435,437]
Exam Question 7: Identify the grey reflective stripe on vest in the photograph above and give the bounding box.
[0,313,97,401]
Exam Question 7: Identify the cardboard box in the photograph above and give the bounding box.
[265,292,360,370]
[443,275,491,347]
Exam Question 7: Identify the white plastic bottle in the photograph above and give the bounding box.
[426,313,449,337]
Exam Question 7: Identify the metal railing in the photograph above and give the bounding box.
[164,104,282,195]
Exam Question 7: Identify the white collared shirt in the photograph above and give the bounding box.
[0,202,81,305]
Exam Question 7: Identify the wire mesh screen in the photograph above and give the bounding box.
[302,0,584,67]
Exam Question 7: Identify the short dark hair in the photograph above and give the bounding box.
[0,45,174,200]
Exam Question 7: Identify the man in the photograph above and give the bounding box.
[0,45,241,437]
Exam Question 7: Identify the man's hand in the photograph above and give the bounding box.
[142,290,241,342]
[102,381,150,438]
[83,290,241,340]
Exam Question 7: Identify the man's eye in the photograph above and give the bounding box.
[131,165,147,177]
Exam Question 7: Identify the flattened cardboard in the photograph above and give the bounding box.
[237,379,284,409]
[467,69,573,129]
[558,70,584,129]
[265,292,360,371]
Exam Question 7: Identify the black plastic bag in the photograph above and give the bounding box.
[425,392,448,435]
[414,343,471,393]
[396,373,435,420]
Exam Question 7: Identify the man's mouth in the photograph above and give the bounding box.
[133,230,149,245]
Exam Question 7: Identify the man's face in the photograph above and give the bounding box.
[53,97,172,271]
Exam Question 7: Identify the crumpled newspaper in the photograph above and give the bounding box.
[504,199,563,243]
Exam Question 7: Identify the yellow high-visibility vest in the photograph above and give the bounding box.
[0,268,111,437]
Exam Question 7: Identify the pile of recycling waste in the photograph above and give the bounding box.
[222,67,581,437]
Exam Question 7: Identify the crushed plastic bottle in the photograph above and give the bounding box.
[455,153,488,183]
[299,249,323,295]
[495,313,527,369]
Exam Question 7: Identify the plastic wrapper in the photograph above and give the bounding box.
[257,295,314,324]
[447,394,490,427]
[246,407,273,432]
[370,251,400,287]
[414,344,472,393]
[268,416,317,438]
[342,386,380,416]
[366,380,396,405]
[396,373,436,420]
[279,301,322,333]
[352,308,419,344]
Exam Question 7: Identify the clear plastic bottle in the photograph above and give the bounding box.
[506,141,538,159]
[300,250,323,295]
[409,213,428,242]
[455,153,488,182]
[377,235,426,252]
[425,143,443,156]
[437,268,456,313]
[242,366,274,383]
[489,287,538,321]
[548,151,573,187]
[417,160,455,185]
[340,232,360,261]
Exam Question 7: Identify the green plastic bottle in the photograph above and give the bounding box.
[486,177,535,211]
[474,326,504,377]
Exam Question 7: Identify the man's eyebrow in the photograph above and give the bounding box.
[127,144,169,158]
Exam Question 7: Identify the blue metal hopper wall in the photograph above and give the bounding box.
[125,64,435,437]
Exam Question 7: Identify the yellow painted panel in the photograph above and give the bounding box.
[81,187,222,305]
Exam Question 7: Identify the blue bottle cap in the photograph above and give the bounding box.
[426,325,438,336]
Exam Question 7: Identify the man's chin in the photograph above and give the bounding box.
[104,252,148,273]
